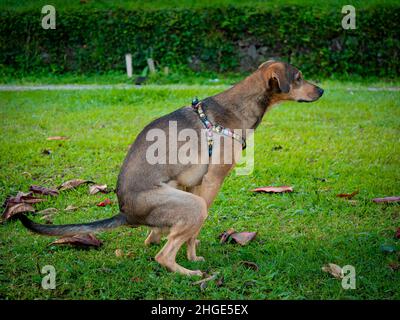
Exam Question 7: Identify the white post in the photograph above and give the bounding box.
[147,58,156,74]
[125,53,132,78]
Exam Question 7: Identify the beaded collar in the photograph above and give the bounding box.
[191,98,246,157]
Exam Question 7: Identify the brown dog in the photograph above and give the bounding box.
[18,60,323,276]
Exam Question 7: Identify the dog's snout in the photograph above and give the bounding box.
[317,87,324,97]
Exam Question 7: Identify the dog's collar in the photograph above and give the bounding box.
[191,98,246,157]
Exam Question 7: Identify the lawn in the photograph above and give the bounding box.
[0,81,399,299]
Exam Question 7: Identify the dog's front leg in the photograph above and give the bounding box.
[186,164,232,261]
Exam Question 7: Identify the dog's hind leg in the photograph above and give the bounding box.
[144,227,169,246]
[144,186,207,276]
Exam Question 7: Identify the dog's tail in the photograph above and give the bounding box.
[18,213,128,236]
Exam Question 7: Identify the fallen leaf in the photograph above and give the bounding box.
[97,198,111,207]
[337,190,359,199]
[47,136,69,141]
[37,208,59,215]
[193,272,219,287]
[219,228,235,243]
[388,262,400,271]
[5,191,46,205]
[219,229,257,246]
[251,186,293,193]
[58,179,94,191]
[322,263,343,279]
[115,249,123,257]
[50,234,102,248]
[29,185,59,196]
[372,196,400,203]
[231,232,257,245]
[216,276,224,287]
[2,191,45,220]
[238,261,259,271]
[2,203,35,220]
[40,214,53,224]
[131,277,143,283]
[395,228,400,240]
[65,205,78,211]
[89,184,109,195]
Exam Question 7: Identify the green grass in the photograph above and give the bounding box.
[1,0,398,12]
[0,80,399,299]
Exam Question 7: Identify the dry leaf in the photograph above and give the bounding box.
[65,205,78,211]
[336,190,359,199]
[219,229,257,246]
[50,234,102,248]
[193,272,219,286]
[131,277,143,283]
[115,249,123,257]
[47,136,69,141]
[219,228,235,243]
[395,227,400,240]
[372,196,400,203]
[58,179,94,191]
[251,186,293,193]
[388,262,400,271]
[97,198,111,207]
[29,185,59,196]
[37,208,59,215]
[2,203,35,220]
[2,191,45,220]
[322,263,343,279]
[40,214,53,224]
[89,184,109,195]
[239,261,259,271]
[231,232,257,245]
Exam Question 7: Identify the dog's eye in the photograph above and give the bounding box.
[295,74,302,83]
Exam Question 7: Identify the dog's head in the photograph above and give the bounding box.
[258,60,323,103]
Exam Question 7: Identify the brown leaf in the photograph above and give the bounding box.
[372,196,400,203]
[58,179,94,191]
[395,227,400,240]
[239,261,259,271]
[47,136,69,141]
[230,232,257,245]
[322,263,343,279]
[2,203,35,220]
[219,228,235,243]
[29,185,59,196]
[193,272,219,286]
[50,234,102,248]
[219,229,257,246]
[131,277,143,283]
[251,186,293,193]
[65,205,78,211]
[115,249,123,257]
[37,208,59,215]
[97,198,111,207]
[2,191,45,220]
[336,190,359,199]
[89,184,109,195]
[388,262,400,271]
[40,214,53,224]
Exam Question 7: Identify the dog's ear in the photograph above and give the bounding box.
[270,70,290,93]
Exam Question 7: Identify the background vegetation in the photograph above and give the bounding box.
[0,1,399,78]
